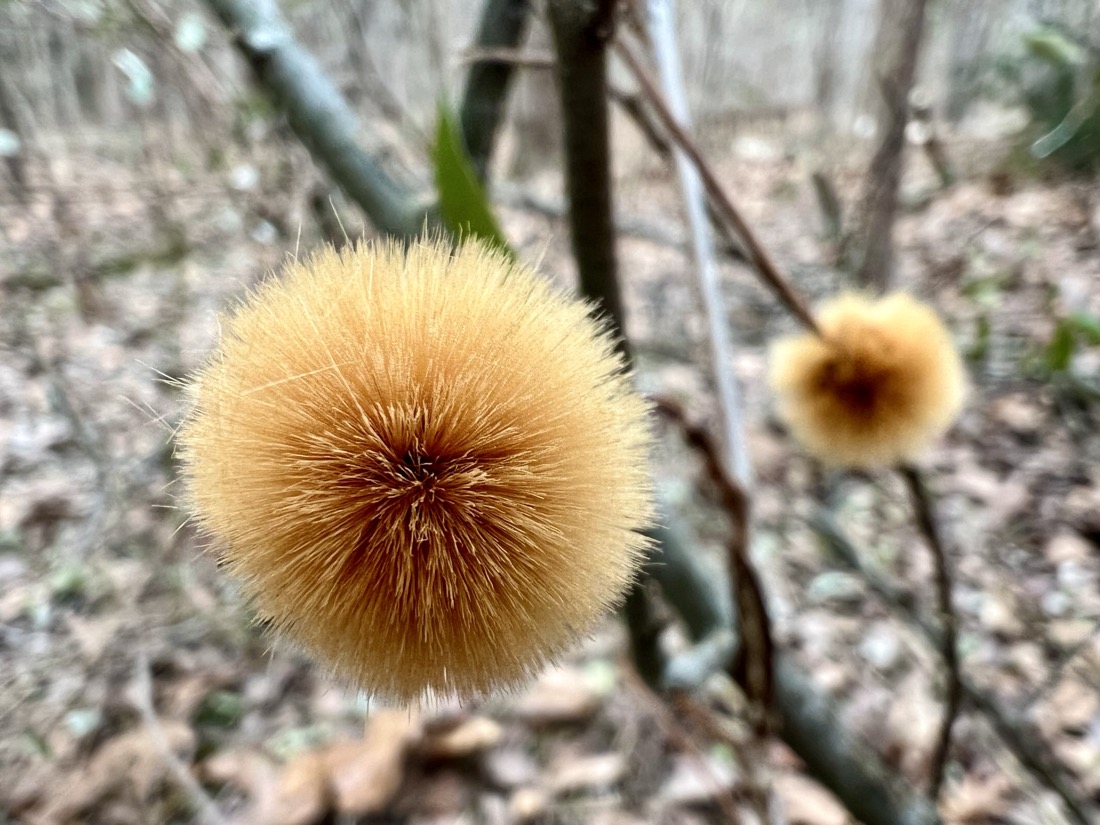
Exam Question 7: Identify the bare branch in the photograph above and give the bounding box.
[642,0,752,487]
[459,0,536,182]
[901,464,962,801]
[810,511,1092,825]
[652,396,773,725]
[131,654,227,825]
[612,35,821,336]
[850,0,930,291]
[202,0,436,238]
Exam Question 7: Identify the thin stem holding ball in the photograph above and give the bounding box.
[901,463,962,801]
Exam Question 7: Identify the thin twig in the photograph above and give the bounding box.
[494,181,745,263]
[652,396,774,727]
[900,464,961,801]
[653,394,775,817]
[810,510,1091,825]
[459,46,554,69]
[131,653,228,825]
[612,35,821,336]
[642,0,752,488]
[648,508,941,825]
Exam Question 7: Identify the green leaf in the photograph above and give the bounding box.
[433,103,512,257]
[1067,312,1100,345]
[1045,319,1076,372]
[1025,28,1086,69]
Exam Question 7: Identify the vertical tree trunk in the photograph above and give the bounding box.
[851,0,929,292]
[814,0,846,124]
[545,0,625,339]
[460,0,533,182]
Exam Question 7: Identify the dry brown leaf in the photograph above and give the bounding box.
[940,774,1012,823]
[1044,532,1094,565]
[64,613,124,664]
[273,750,330,825]
[323,708,419,817]
[774,773,849,825]
[988,394,1043,436]
[199,748,281,825]
[483,747,540,790]
[949,463,1030,528]
[656,753,739,808]
[36,721,195,822]
[512,666,600,726]
[509,787,550,822]
[546,752,625,795]
[420,715,503,760]
[979,592,1025,639]
[1045,679,1100,733]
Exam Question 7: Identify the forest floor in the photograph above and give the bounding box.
[1,116,1099,825]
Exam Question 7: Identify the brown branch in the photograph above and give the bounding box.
[547,0,626,341]
[652,396,774,727]
[459,0,537,182]
[900,464,961,801]
[131,653,227,825]
[202,0,436,239]
[810,510,1092,825]
[850,0,930,291]
[649,508,941,825]
[612,36,821,336]
[459,46,554,69]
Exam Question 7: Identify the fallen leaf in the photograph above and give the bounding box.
[36,721,195,821]
[199,748,281,824]
[324,708,419,817]
[483,747,540,789]
[546,752,625,795]
[512,666,599,726]
[273,750,330,825]
[509,787,550,822]
[773,773,848,825]
[988,394,1044,436]
[656,753,738,807]
[1044,532,1095,565]
[940,774,1012,823]
[421,715,503,760]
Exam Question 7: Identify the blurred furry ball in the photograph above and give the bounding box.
[768,292,966,469]
[177,238,654,703]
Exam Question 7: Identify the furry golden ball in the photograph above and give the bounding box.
[768,292,966,469]
[177,238,654,703]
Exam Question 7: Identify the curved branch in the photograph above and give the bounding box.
[203,0,436,239]
[811,510,1091,825]
[652,514,940,825]
[901,464,962,800]
[643,0,752,487]
[459,0,533,182]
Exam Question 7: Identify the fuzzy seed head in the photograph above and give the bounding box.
[177,239,654,703]
[768,292,966,468]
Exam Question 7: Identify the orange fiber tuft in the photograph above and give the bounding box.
[177,238,654,703]
[768,293,966,469]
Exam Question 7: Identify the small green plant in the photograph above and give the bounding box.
[1003,26,1100,173]
[1042,312,1100,373]
[1028,311,1100,403]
